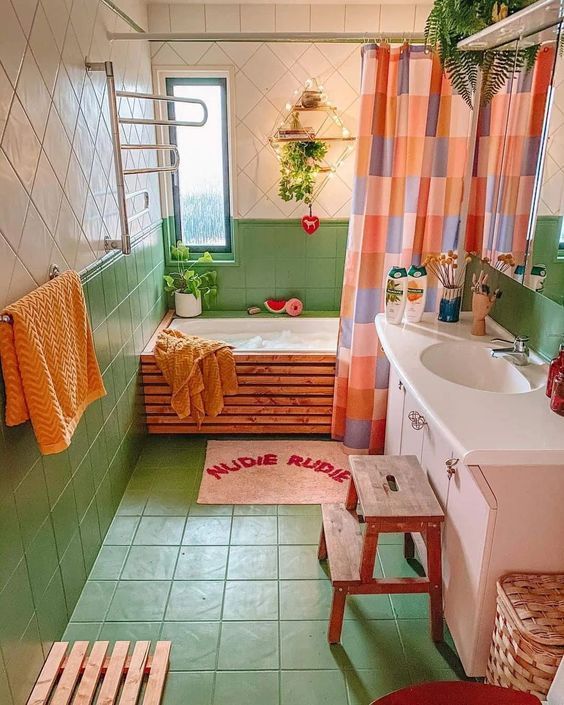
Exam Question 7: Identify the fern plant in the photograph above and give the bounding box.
[425,0,538,107]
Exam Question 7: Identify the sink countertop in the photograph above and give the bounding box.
[376,312,564,466]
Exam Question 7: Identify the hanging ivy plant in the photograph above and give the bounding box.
[278,140,329,205]
[425,0,539,108]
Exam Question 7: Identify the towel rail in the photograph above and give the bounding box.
[85,60,208,256]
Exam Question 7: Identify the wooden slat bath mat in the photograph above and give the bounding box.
[26,640,171,705]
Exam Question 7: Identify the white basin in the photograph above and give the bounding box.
[420,341,533,394]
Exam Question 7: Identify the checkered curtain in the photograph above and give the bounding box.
[465,45,555,265]
[332,44,471,454]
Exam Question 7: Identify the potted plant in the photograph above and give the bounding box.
[425,0,539,107]
[164,242,218,318]
[278,140,328,205]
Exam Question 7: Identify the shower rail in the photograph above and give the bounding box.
[85,60,208,255]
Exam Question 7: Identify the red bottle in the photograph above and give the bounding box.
[550,369,564,417]
[546,343,564,397]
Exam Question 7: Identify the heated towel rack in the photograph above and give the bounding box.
[85,60,208,255]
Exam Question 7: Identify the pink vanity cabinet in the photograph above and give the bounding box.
[385,364,564,677]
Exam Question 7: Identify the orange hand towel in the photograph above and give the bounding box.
[0,271,106,455]
[154,328,238,426]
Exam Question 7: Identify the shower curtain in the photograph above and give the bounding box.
[465,45,555,265]
[332,43,471,454]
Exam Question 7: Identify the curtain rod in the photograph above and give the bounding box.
[108,31,426,43]
[101,0,146,33]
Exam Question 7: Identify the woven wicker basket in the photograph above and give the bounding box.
[486,573,564,699]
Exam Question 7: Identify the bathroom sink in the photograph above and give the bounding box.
[420,342,533,394]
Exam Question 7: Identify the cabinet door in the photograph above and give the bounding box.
[384,366,405,455]
[400,388,425,460]
[420,418,453,510]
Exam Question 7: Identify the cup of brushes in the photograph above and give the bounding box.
[471,270,502,336]
[424,251,471,323]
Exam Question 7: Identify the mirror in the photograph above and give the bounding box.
[463,11,563,306]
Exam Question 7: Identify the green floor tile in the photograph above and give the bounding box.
[346,593,395,621]
[281,670,347,705]
[189,504,233,517]
[162,671,214,705]
[116,490,149,516]
[121,545,179,580]
[134,516,186,545]
[144,490,194,516]
[230,517,277,545]
[346,669,412,705]
[217,621,279,670]
[104,516,140,545]
[395,619,464,682]
[278,545,327,580]
[339,620,408,672]
[222,581,278,621]
[277,504,321,516]
[232,504,277,516]
[278,516,321,544]
[165,581,224,621]
[89,545,129,580]
[98,621,162,644]
[106,581,170,621]
[227,546,278,579]
[183,518,232,545]
[378,544,429,619]
[280,621,344,670]
[70,581,117,622]
[279,579,332,620]
[161,622,220,670]
[213,671,279,704]
[63,622,102,641]
[174,546,229,580]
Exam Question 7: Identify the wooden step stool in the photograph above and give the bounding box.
[318,454,445,644]
[26,640,171,705]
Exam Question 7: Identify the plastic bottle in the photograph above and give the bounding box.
[385,267,408,325]
[546,343,564,397]
[550,369,564,416]
[405,265,428,323]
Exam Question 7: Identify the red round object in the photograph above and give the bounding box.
[301,214,320,234]
[370,682,540,705]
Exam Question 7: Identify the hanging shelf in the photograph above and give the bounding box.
[85,60,208,255]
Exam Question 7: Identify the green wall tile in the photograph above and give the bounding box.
[306,259,336,289]
[245,259,276,288]
[0,223,167,705]
[276,258,306,288]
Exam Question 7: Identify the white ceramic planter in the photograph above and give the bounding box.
[174,291,202,318]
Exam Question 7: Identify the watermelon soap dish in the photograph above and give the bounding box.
[264,298,303,316]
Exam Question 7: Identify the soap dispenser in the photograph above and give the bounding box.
[546,343,564,397]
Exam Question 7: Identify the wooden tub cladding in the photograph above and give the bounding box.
[141,314,336,435]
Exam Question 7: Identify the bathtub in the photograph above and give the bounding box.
[141,311,338,435]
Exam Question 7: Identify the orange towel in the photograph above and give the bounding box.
[0,271,106,455]
[154,328,238,426]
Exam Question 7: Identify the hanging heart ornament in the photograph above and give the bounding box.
[301,214,320,235]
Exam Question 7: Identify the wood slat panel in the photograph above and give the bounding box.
[141,352,336,364]
[51,642,89,705]
[146,405,333,416]
[146,414,331,425]
[143,642,171,705]
[144,384,335,396]
[97,641,130,705]
[142,373,335,386]
[26,642,68,705]
[119,641,150,705]
[144,394,333,406]
[141,362,335,375]
[73,641,109,705]
[148,424,332,434]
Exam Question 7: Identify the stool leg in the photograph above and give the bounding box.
[426,522,443,642]
[404,532,415,559]
[318,525,327,561]
[345,478,358,512]
[328,587,347,644]
[360,523,379,582]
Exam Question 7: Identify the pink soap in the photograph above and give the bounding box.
[285,298,303,317]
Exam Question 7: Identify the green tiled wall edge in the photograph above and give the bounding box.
[464,257,564,360]
[0,225,167,705]
[532,216,564,306]
[164,217,348,312]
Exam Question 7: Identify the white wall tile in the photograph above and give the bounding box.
[310,5,346,33]
[16,48,52,141]
[414,5,433,32]
[275,5,310,33]
[29,4,61,95]
[0,234,17,306]
[170,4,205,33]
[241,5,275,33]
[41,0,70,51]
[31,151,63,232]
[43,105,72,186]
[1,96,42,192]
[380,4,416,33]
[11,0,39,37]
[344,5,380,33]
[0,1,27,85]
[205,4,241,33]
[0,148,30,251]
[18,202,56,284]
[148,3,171,32]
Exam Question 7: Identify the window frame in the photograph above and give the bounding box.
[153,67,236,261]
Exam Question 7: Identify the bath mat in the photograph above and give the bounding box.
[198,440,351,505]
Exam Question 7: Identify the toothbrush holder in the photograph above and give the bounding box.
[438,286,463,323]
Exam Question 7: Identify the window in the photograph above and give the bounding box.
[166,76,232,252]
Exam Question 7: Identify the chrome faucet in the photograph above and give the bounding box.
[490,335,530,366]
